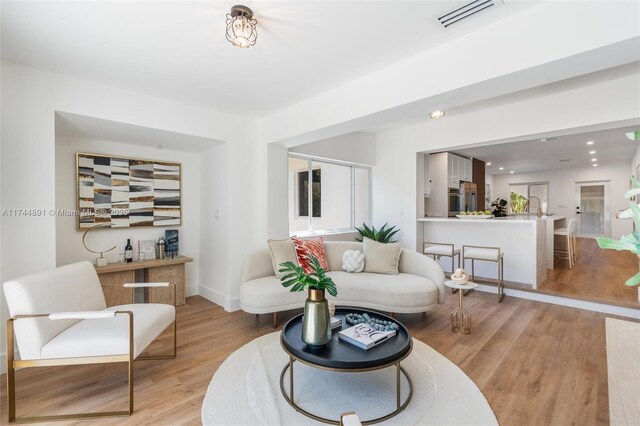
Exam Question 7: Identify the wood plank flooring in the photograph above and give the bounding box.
[540,237,639,308]
[2,293,634,425]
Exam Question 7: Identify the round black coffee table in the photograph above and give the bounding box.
[279,307,413,425]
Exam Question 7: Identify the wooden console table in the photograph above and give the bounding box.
[95,256,193,307]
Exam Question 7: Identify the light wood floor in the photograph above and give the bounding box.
[539,237,639,308]
[2,293,635,426]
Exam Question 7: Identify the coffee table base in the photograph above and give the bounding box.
[279,357,413,425]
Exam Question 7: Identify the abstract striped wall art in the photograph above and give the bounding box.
[76,153,181,229]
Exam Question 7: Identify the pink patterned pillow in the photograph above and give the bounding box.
[292,237,330,273]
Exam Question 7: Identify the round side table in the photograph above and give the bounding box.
[444,281,478,334]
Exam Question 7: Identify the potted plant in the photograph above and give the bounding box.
[279,256,338,346]
[597,176,640,301]
[355,222,399,243]
[491,198,508,217]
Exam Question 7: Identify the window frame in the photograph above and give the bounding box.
[508,181,549,214]
[288,153,372,235]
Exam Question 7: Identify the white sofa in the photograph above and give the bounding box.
[240,241,445,325]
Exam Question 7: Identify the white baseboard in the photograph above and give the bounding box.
[185,284,199,297]
[226,297,241,312]
[476,285,640,319]
[198,285,226,308]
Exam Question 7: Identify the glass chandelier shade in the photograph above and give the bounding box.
[226,5,257,48]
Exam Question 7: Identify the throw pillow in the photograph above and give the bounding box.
[342,250,365,273]
[362,237,402,275]
[292,237,330,273]
[267,238,298,279]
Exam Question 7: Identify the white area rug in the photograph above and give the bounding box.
[202,332,497,425]
[606,318,640,425]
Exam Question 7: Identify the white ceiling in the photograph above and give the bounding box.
[449,125,640,175]
[1,0,541,118]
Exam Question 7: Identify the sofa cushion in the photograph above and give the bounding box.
[267,238,298,278]
[327,271,438,310]
[292,237,330,273]
[40,303,175,359]
[363,238,402,275]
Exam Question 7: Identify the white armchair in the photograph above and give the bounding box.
[3,261,177,423]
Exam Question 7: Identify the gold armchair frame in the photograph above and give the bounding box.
[6,283,177,423]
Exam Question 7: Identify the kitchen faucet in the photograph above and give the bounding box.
[528,196,543,218]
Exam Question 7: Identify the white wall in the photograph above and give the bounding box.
[289,132,376,166]
[0,60,261,369]
[55,136,202,294]
[491,162,633,239]
[374,69,640,251]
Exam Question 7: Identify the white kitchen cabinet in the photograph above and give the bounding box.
[463,157,472,182]
[424,153,431,197]
[447,154,459,188]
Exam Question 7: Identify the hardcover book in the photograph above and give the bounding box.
[338,323,396,350]
[165,229,179,257]
[138,239,156,260]
[330,316,342,329]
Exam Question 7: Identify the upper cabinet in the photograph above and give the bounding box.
[424,153,431,197]
[447,154,472,188]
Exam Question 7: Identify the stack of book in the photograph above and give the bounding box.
[338,324,396,350]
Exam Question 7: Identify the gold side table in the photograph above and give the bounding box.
[444,280,478,334]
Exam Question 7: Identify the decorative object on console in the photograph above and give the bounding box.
[362,237,403,275]
[157,236,166,259]
[292,237,330,273]
[490,198,508,217]
[125,238,133,263]
[345,312,399,332]
[138,239,156,260]
[450,268,469,285]
[267,238,298,278]
[165,229,179,258]
[278,255,337,346]
[81,223,115,266]
[76,153,181,229]
[355,222,399,243]
[597,176,640,291]
[342,249,365,272]
[225,5,257,48]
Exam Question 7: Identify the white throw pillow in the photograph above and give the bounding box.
[362,237,403,275]
[341,250,365,273]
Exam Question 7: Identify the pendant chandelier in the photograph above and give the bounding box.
[226,5,257,48]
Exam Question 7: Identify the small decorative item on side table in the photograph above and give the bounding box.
[278,255,338,347]
[445,269,478,334]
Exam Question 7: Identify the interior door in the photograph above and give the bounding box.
[575,181,610,237]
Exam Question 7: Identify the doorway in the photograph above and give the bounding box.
[575,181,611,237]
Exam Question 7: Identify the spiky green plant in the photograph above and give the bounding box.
[279,255,338,296]
[355,222,399,243]
[597,176,640,286]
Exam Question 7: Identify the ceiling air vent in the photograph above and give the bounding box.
[438,0,503,28]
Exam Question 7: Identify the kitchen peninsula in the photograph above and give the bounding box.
[418,216,565,288]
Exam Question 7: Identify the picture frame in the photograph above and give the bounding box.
[76,152,182,229]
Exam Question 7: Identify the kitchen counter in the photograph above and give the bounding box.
[418,217,547,288]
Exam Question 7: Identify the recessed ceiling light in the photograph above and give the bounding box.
[429,109,446,119]
[486,162,492,166]
[589,150,596,154]
[593,164,598,167]
[586,140,594,145]
[591,158,597,162]
[540,138,547,142]
[499,167,504,170]
[509,170,515,174]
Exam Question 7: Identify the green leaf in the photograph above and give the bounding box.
[597,237,638,253]
[624,188,640,199]
[625,272,640,287]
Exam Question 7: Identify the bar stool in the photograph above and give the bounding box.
[423,242,460,275]
[554,218,578,268]
[462,245,505,303]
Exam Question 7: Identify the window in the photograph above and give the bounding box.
[509,182,549,214]
[288,154,371,234]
